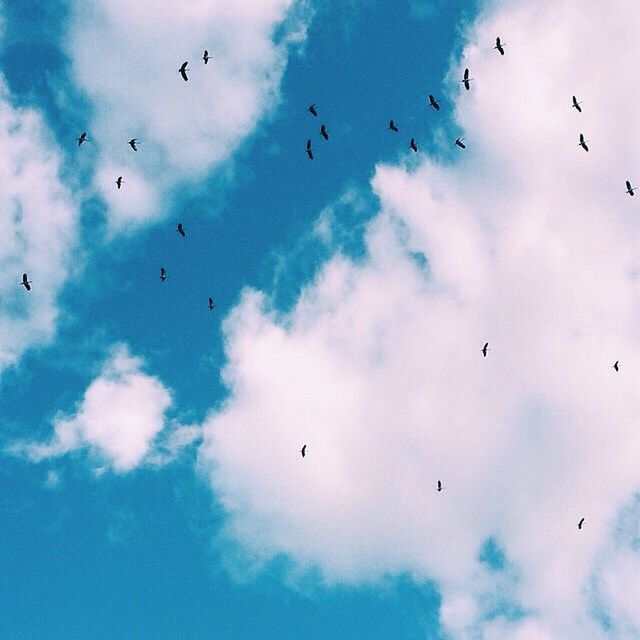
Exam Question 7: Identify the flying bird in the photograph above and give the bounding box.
[307,103,318,117]
[578,517,585,530]
[179,61,189,81]
[128,138,139,151]
[300,444,307,458]
[437,480,443,492]
[160,267,167,282]
[306,139,313,160]
[208,297,216,310]
[572,96,582,113]
[320,124,329,140]
[21,273,31,291]
[455,137,466,149]
[494,37,505,55]
[203,50,211,64]
[409,137,418,152]
[116,176,124,189]
[461,68,472,90]
[613,360,620,372]
[428,94,440,110]
[626,181,635,196]
[177,223,186,237]
[579,133,589,152]
[388,119,399,132]
[482,342,489,357]
[77,131,88,146]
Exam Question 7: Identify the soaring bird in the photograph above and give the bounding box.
[320,124,329,140]
[203,50,211,64]
[21,273,31,291]
[179,61,189,81]
[128,138,139,151]
[77,132,88,146]
[461,68,472,90]
[437,480,443,492]
[388,119,399,132]
[455,137,466,149]
[579,133,589,152]
[300,444,307,458]
[613,360,620,372]
[160,267,167,282]
[208,297,216,310]
[428,94,440,110]
[177,223,186,237]
[578,517,585,530]
[307,103,318,117]
[482,342,489,357]
[116,176,124,189]
[494,37,505,55]
[572,96,582,113]
[306,139,314,160]
[626,181,635,196]
[409,137,418,152]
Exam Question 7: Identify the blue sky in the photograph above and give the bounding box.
[1,1,470,638]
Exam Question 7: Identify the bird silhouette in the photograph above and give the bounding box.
[495,37,505,55]
[203,50,211,64]
[160,267,167,282]
[300,444,307,458]
[578,517,585,530]
[306,139,314,160]
[579,133,589,152]
[208,297,216,310]
[626,181,635,196]
[320,124,329,140]
[307,103,318,117]
[437,480,443,492]
[177,223,186,237]
[21,273,32,291]
[388,119,399,132]
[455,137,466,149]
[613,360,620,372]
[116,176,124,189]
[428,94,440,110]
[482,342,489,357]
[409,138,418,152]
[179,61,189,81]
[572,96,582,113]
[128,138,139,151]
[461,68,472,90]
[77,132,88,146]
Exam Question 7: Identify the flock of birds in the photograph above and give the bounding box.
[18,38,631,532]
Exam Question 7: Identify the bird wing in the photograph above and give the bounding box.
[180,68,188,81]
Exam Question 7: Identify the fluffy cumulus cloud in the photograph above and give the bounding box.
[20,344,174,473]
[198,0,640,638]
[0,79,77,374]
[66,0,309,231]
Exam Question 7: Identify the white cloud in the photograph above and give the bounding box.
[197,0,640,638]
[66,0,310,232]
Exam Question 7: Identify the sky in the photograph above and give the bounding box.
[2,0,640,638]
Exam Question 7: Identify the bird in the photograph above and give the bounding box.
[203,50,211,64]
[461,68,472,90]
[306,139,314,160]
[579,133,589,152]
[437,480,443,492]
[409,137,418,152]
[77,132,88,146]
[116,176,124,189]
[578,517,585,530]
[128,138,139,151]
[613,360,620,372]
[20,273,32,291]
[428,94,440,110]
[494,37,505,55]
[482,342,489,357]
[572,96,582,113]
[388,119,399,132]
[300,444,307,458]
[626,181,635,196]
[179,61,189,81]
[208,297,216,311]
[177,223,186,237]
[160,267,167,282]
[320,124,329,140]
[455,137,466,149]
[307,103,318,117]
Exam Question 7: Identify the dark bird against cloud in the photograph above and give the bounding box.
[572,95,582,113]
[21,273,31,292]
[203,50,211,64]
[116,176,123,189]
[300,444,307,458]
[626,181,635,196]
[179,61,189,81]
[461,68,472,90]
[482,342,489,357]
[128,138,139,151]
[77,131,88,146]
[579,133,589,152]
[455,137,466,149]
[495,37,505,55]
[409,137,418,152]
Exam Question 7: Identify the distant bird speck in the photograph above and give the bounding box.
[128,138,139,151]
[578,517,585,530]
[160,267,167,282]
[208,297,216,311]
[613,360,620,372]
[626,181,635,196]
[389,119,399,132]
[177,223,185,237]
[579,133,589,152]
[116,176,124,189]
[179,61,189,81]
[482,342,489,357]
[572,96,582,113]
[409,137,418,152]
[300,444,307,458]
[494,37,505,55]
[320,124,329,140]
[437,480,443,492]
[461,68,472,90]
[21,273,31,291]
[428,94,440,111]
[77,132,88,146]
[203,50,211,64]
[455,137,466,149]
[306,139,314,160]
[307,103,318,117]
